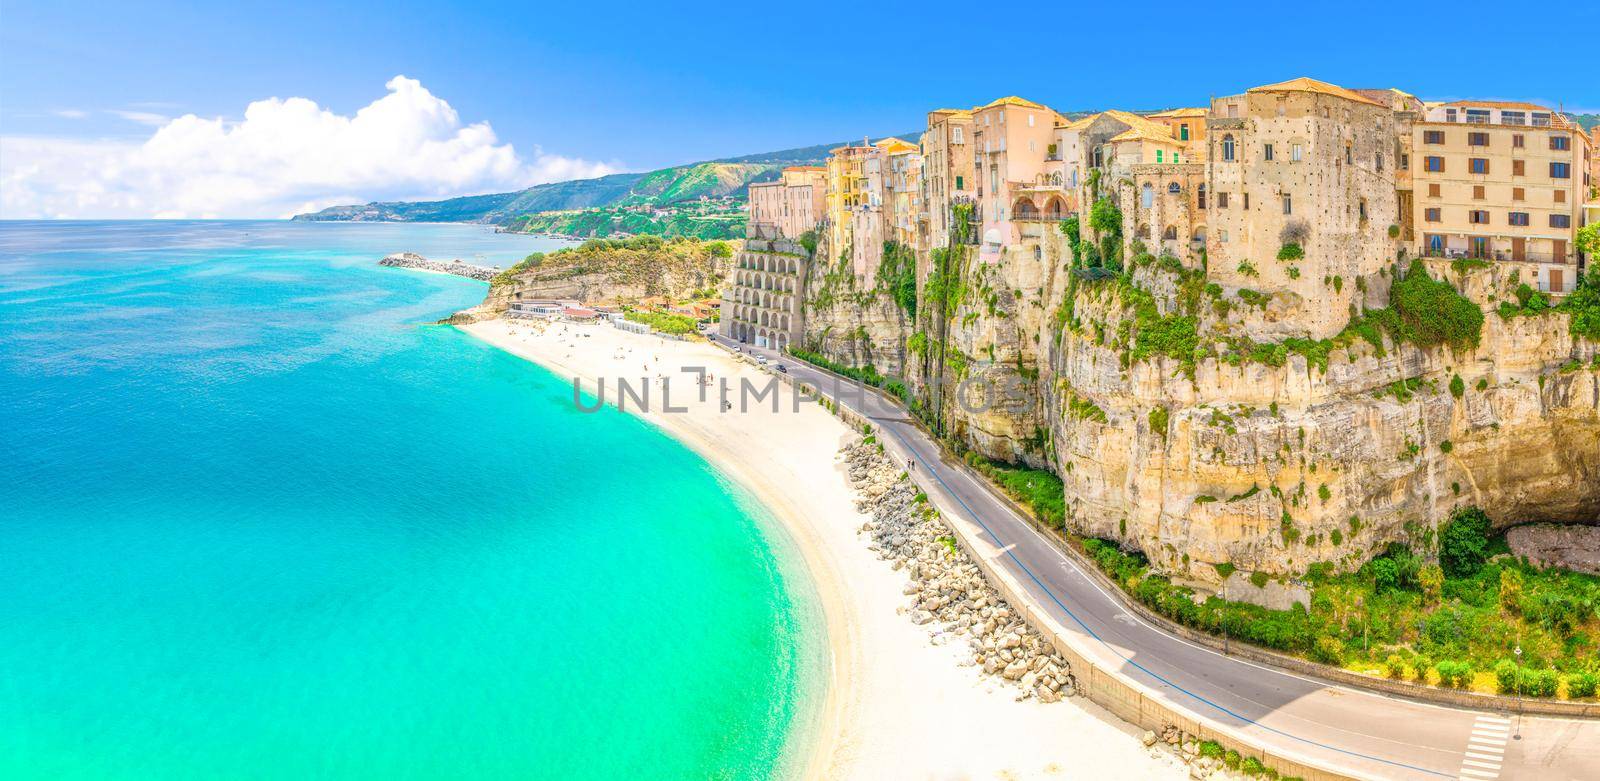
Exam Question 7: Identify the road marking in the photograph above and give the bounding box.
[1458,715,1510,780]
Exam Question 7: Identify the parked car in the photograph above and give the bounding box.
[774,363,788,374]
[756,356,768,365]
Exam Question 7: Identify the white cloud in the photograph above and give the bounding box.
[52,109,90,119]
[108,109,171,126]
[1,76,620,219]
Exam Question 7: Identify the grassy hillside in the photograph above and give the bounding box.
[504,202,744,240]
[292,133,915,226]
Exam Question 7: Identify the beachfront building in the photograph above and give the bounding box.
[1409,100,1591,295]
[723,169,826,349]
[1205,77,1401,339]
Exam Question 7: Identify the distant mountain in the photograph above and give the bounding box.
[291,134,919,225]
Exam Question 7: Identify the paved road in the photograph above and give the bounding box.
[714,335,1600,781]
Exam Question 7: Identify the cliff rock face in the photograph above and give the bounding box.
[1035,243,1598,581]
[822,224,1598,583]
[799,232,913,377]
[467,239,730,319]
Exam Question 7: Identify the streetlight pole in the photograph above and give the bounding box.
[1513,643,1523,741]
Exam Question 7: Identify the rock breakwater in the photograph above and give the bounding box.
[379,252,497,282]
[842,439,1077,703]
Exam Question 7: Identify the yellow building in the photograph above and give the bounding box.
[921,108,974,249]
[1411,100,1590,294]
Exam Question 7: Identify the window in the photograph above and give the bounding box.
[1425,208,1441,222]
[1532,112,1551,127]
[954,175,964,190]
[1555,189,1566,203]
[1359,198,1367,220]
[1141,183,1154,208]
[1551,162,1571,179]
[1551,214,1571,229]
[1283,195,1292,215]
[1512,133,1524,148]
[1425,156,1444,172]
[1473,186,1485,200]
[1503,111,1526,126]
[1550,135,1570,151]
[1400,153,1409,170]
[1509,212,1530,226]
[1345,144,1353,164]
[1173,152,1180,163]
[1197,184,1207,209]
[1222,135,1235,161]
[1428,183,1441,197]
[1513,160,1526,176]
[1468,132,1489,147]
[1263,143,1274,161]
[1217,192,1229,208]
[1376,151,1383,172]
[1424,130,1444,144]
[1218,229,1229,243]
[1027,114,1035,127]
[1244,193,1249,209]
[1156,150,1163,163]
[952,127,963,144]
[1180,124,1190,141]
[1469,210,1490,224]
[1291,144,1303,161]
[1512,187,1524,200]
[1466,109,1490,124]
[1168,182,1181,194]
[1470,158,1489,174]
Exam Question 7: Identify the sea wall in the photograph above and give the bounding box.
[378,252,497,281]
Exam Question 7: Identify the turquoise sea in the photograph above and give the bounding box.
[0,221,825,780]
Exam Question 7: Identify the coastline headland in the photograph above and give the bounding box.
[378,252,497,281]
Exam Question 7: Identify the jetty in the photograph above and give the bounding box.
[378,252,497,282]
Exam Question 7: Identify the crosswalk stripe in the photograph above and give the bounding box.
[1465,750,1503,761]
[1457,769,1498,779]
[1466,742,1505,753]
[1476,716,1510,724]
[1472,727,1508,737]
[1462,758,1502,770]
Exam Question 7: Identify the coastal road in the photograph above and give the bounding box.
[713,336,1600,781]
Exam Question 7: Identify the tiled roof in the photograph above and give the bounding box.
[1147,107,1207,118]
[979,95,1045,110]
[875,137,919,154]
[1441,99,1554,111]
[1247,77,1385,107]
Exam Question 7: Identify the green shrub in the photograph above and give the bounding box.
[1390,260,1484,351]
[1311,635,1343,666]
[1440,507,1492,577]
[1563,267,1600,341]
[1199,740,1225,760]
[1436,660,1474,688]
[1214,562,1236,578]
[1250,571,1270,588]
[1568,671,1600,699]
[1385,654,1406,679]
[1240,756,1270,776]
[1449,374,1465,399]
[1277,243,1305,262]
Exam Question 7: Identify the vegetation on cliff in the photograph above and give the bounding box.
[489,235,731,299]
[1076,507,1599,699]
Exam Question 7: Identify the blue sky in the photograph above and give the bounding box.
[2,0,1597,217]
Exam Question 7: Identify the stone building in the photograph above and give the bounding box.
[1206,77,1401,340]
[921,109,974,250]
[1409,100,1591,295]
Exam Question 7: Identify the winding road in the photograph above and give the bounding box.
[715,335,1599,781]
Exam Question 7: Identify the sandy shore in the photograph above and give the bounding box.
[460,318,1188,780]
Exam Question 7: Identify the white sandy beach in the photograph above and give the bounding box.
[460,318,1188,781]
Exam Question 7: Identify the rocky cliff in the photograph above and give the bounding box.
[451,236,730,323]
[804,226,1600,584]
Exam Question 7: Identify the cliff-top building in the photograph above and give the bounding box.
[1409,100,1591,294]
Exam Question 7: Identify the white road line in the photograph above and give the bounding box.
[1458,715,1510,781]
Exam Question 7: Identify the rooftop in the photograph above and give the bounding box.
[1247,77,1385,107]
